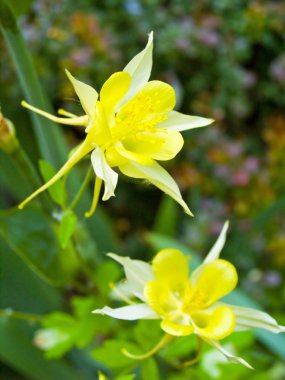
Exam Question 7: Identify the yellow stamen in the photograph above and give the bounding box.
[85,177,103,217]
[21,101,88,126]
[57,108,78,118]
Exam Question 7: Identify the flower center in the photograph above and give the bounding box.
[110,93,168,143]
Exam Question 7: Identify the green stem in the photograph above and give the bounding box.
[183,336,203,367]
[69,166,93,211]
[0,308,42,322]
[122,334,173,360]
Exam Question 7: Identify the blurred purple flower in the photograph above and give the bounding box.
[70,47,93,67]
[270,56,285,84]
[215,165,230,179]
[227,142,243,157]
[196,29,220,47]
[263,271,282,288]
[242,70,257,88]
[245,157,259,173]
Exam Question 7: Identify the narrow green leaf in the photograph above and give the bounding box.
[8,0,33,16]
[0,206,78,285]
[39,160,66,207]
[0,1,67,167]
[116,375,136,380]
[0,239,62,312]
[59,210,77,249]
[153,195,179,236]
[72,221,99,271]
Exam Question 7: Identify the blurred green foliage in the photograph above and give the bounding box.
[1,0,285,379]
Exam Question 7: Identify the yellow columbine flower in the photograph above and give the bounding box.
[93,222,285,367]
[19,32,213,216]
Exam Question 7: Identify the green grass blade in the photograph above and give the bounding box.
[0,0,67,167]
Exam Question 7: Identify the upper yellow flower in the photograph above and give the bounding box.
[19,32,213,216]
[94,222,285,367]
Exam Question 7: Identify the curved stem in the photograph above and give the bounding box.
[69,166,93,211]
[183,336,203,367]
[122,334,173,360]
[85,176,103,218]
[0,308,42,323]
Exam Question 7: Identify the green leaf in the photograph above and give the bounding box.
[0,206,78,285]
[162,335,197,361]
[39,160,66,207]
[0,318,82,380]
[116,375,136,380]
[8,0,33,16]
[0,241,81,379]
[59,210,77,248]
[35,313,76,359]
[1,15,68,168]
[153,195,179,236]
[92,340,140,369]
[95,260,121,298]
[134,320,161,351]
[141,357,159,380]
[35,297,100,359]
[0,0,17,31]
[72,221,98,271]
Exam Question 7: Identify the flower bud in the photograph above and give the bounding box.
[0,112,19,153]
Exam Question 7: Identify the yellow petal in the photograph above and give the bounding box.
[144,130,183,161]
[191,306,236,340]
[144,250,190,316]
[144,280,169,315]
[119,161,193,215]
[160,319,194,336]
[100,72,131,126]
[90,148,118,201]
[117,31,153,110]
[152,249,189,284]
[115,142,154,166]
[121,129,183,162]
[191,259,238,307]
[19,140,93,209]
[65,70,98,119]
[157,110,214,131]
[134,80,176,116]
[86,101,111,142]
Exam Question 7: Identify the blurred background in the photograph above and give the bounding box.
[1,0,285,379]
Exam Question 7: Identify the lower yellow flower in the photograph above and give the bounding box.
[144,249,237,340]
[93,222,285,367]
